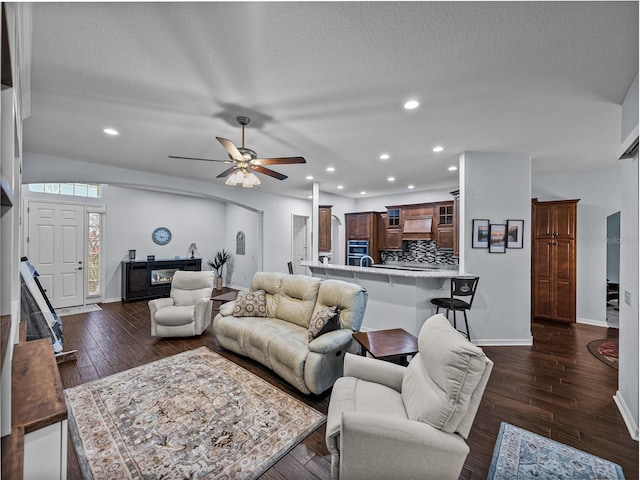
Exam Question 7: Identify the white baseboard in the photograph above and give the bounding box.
[613,391,639,441]
[577,317,608,327]
[474,337,534,347]
[103,297,122,304]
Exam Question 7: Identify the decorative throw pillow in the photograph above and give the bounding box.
[232,290,267,317]
[308,306,339,342]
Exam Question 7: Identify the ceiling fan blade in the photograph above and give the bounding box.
[216,166,239,178]
[251,156,306,166]
[169,155,231,163]
[252,165,288,180]
[216,137,244,161]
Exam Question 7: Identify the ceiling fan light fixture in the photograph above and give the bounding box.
[242,172,261,188]
[225,170,241,186]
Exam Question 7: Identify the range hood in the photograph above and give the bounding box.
[403,216,433,234]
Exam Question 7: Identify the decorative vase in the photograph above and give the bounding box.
[216,276,223,291]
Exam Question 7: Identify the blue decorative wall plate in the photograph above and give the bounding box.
[152,227,172,245]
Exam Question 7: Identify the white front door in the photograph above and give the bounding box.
[28,201,85,308]
[292,215,308,275]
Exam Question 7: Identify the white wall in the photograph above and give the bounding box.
[352,187,457,212]
[317,191,357,264]
[23,153,315,287]
[616,153,639,440]
[615,75,638,440]
[224,204,259,288]
[532,166,621,325]
[621,73,638,142]
[102,186,227,301]
[460,151,532,345]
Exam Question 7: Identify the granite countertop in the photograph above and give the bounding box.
[302,261,470,279]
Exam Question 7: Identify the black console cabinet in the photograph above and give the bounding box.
[121,258,202,302]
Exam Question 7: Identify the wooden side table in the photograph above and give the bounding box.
[352,328,418,365]
[212,290,238,310]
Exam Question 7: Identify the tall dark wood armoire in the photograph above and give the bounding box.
[531,198,579,323]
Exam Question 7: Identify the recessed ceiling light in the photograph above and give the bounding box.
[387,177,395,182]
[103,128,119,136]
[337,185,344,189]
[408,185,415,189]
[307,195,313,199]
[433,146,444,153]
[305,175,314,180]
[326,166,335,172]
[379,153,390,160]
[360,191,366,195]
[448,166,458,171]
[403,100,420,110]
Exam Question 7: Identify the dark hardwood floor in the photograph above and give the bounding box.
[57,294,638,479]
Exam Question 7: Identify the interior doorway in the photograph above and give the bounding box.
[331,215,342,264]
[606,211,620,328]
[291,215,309,274]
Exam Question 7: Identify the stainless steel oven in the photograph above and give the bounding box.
[347,240,370,266]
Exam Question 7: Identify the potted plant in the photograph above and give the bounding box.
[208,249,232,291]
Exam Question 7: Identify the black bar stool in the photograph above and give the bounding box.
[430,277,479,340]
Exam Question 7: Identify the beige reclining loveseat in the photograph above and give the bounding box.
[213,272,368,394]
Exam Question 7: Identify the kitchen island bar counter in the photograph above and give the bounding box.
[301,261,470,278]
[302,262,476,337]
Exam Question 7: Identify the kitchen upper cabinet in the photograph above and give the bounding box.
[383,206,403,249]
[377,212,402,250]
[434,202,455,249]
[377,213,388,250]
[346,212,375,240]
[533,199,578,239]
[318,205,332,253]
[532,199,579,323]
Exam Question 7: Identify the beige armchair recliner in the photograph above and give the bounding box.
[149,270,214,337]
[325,313,493,480]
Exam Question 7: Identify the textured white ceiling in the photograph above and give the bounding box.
[24,2,638,199]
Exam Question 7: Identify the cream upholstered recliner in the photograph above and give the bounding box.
[325,313,493,480]
[149,270,215,337]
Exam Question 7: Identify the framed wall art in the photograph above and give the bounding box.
[507,219,525,249]
[489,224,507,253]
[472,219,490,248]
[236,231,246,255]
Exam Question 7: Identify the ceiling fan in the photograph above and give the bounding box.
[169,116,306,188]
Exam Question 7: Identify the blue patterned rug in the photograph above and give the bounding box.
[488,422,626,480]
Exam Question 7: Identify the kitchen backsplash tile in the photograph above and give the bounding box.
[380,240,458,265]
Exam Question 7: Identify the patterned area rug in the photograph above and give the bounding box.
[56,304,102,316]
[488,422,626,480]
[587,338,619,369]
[65,347,326,479]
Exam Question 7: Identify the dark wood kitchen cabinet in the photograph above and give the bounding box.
[435,202,455,249]
[346,212,376,240]
[345,212,380,262]
[531,199,579,323]
[318,205,332,253]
